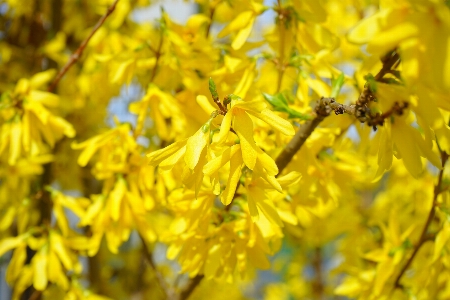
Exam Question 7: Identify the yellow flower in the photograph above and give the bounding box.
[0,73,75,165]
[217,1,266,50]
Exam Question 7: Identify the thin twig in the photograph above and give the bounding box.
[205,6,215,38]
[275,49,401,174]
[139,234,177,300]
[321,97,409,131]
[28,289,42,300]
[354,50,400,117]
[149,32,164,83]
[393,150,449,289]
[275,0,286,93]
[312,247,324,300]
[275,100,332,174]
[47,0,120,92]
[178,275,204,300]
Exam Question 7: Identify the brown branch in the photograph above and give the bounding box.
[322,97,409,131]
[312,247,324,300]
[149,31,164,83]
[275,0,286,93]
[354,50,400,118]
[178,275,204,300]
[275,49,401,174]
[47,0,120,92]
[139,234,177,300]
[205,6,215,38]
[393,150,449,289]
[275,99,332,174]
[28,290,42,300]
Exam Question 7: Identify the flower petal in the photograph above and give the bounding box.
[185,128,209,170]
[246,109,295,136]
[221,151,243,205]
[234,111,258,170]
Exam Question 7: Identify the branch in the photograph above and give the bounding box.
[312,247,324,300]
[323,97,409,131]
[393,150,449,289]
[148,31,164,83]
[354,50,400,118]
[275,49,401,174]
[275,99,332,174]
[205,6,215,38]
[47,0,120,92]
[139,234,177,300]
[178,275,204,300]
[275,0,286,93]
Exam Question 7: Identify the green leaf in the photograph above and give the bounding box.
[330,72,345,98]
[262,93,311,120]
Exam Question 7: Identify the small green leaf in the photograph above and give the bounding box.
[330,72,345,98]
[262,92,311,120]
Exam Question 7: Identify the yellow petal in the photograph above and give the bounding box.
[233,100,267,113]
[0,236,25,257]
[50,232,73,270]
[30,69,57,90]
[6,244,27,283]
[185,127,208,170]
[9,120,21,165]
[277,171,302,187]
[215,110,233,144]
[159,145,186,171]
[257,200,283,228]
[234,111,258,170]
[109,178,126,221]
[204,244,222,279]
[232,17,254,50]
[233,65,256,99]
[411,129,441,169]
[196,95,216,115]
[391,119,422,178]
[29,90,59,107]
[203,144,241,175]
[33,248,48,291]
[254,161,282,192]
[368,22,418,54]
[257,151,278,176]
[247,185,261,221]
[46,250,68,290]
[335,277,363,297]
[347,10,385,44]
[22,110,30,153]
[375,124,393,179]
[147,139,188,166]
[246,109,295,136]
[220,151,243,205]
[434,221,450,262]
[218,10,253,38]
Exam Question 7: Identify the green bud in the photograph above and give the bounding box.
[202,122,210,133]
[209,77,219,100]
[202,118,213,133]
